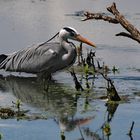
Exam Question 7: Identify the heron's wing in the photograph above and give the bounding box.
[2,42,63,73]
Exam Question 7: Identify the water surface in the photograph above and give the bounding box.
[0,0,140,140]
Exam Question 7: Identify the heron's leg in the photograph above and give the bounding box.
[37,72,51,80]
[37,72,52,91]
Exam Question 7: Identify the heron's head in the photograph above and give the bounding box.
[59,27,96,48]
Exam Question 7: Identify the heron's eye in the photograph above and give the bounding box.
[70,31,76,37]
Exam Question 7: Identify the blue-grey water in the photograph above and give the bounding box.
[0,0,140,140]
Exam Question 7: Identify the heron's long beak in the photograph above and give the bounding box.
[76,35,96,48]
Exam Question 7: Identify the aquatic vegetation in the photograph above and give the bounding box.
[60,131,65,140]
[0,133,3,140]
[103,122,111,136]
[71,43,121,101]
[0,100,48,120]
[0,108,15,119]
[12,99,22,112]
[112,65,119,74]
[127,121,135,137]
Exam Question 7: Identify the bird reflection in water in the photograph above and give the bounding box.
[0,74,77,115]
[0,74,94,139]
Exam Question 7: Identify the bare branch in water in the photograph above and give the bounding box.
[99,72,121,101]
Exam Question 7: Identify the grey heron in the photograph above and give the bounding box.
[0,27,96,78]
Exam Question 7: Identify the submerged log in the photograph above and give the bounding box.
[83,2,140,44]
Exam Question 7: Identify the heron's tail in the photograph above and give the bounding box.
[0,54,7,69]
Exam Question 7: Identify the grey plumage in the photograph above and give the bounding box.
[0,27,95,77]
[0,42,76,74]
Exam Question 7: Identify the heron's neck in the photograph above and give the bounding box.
[60,39,76,63]
[59,37,70,51]
[61,40,73,53]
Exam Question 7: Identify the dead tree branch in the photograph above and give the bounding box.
[83,2,140,44]
[83,12,119,24]
[116,32,139,42]
[107,2,140,43]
